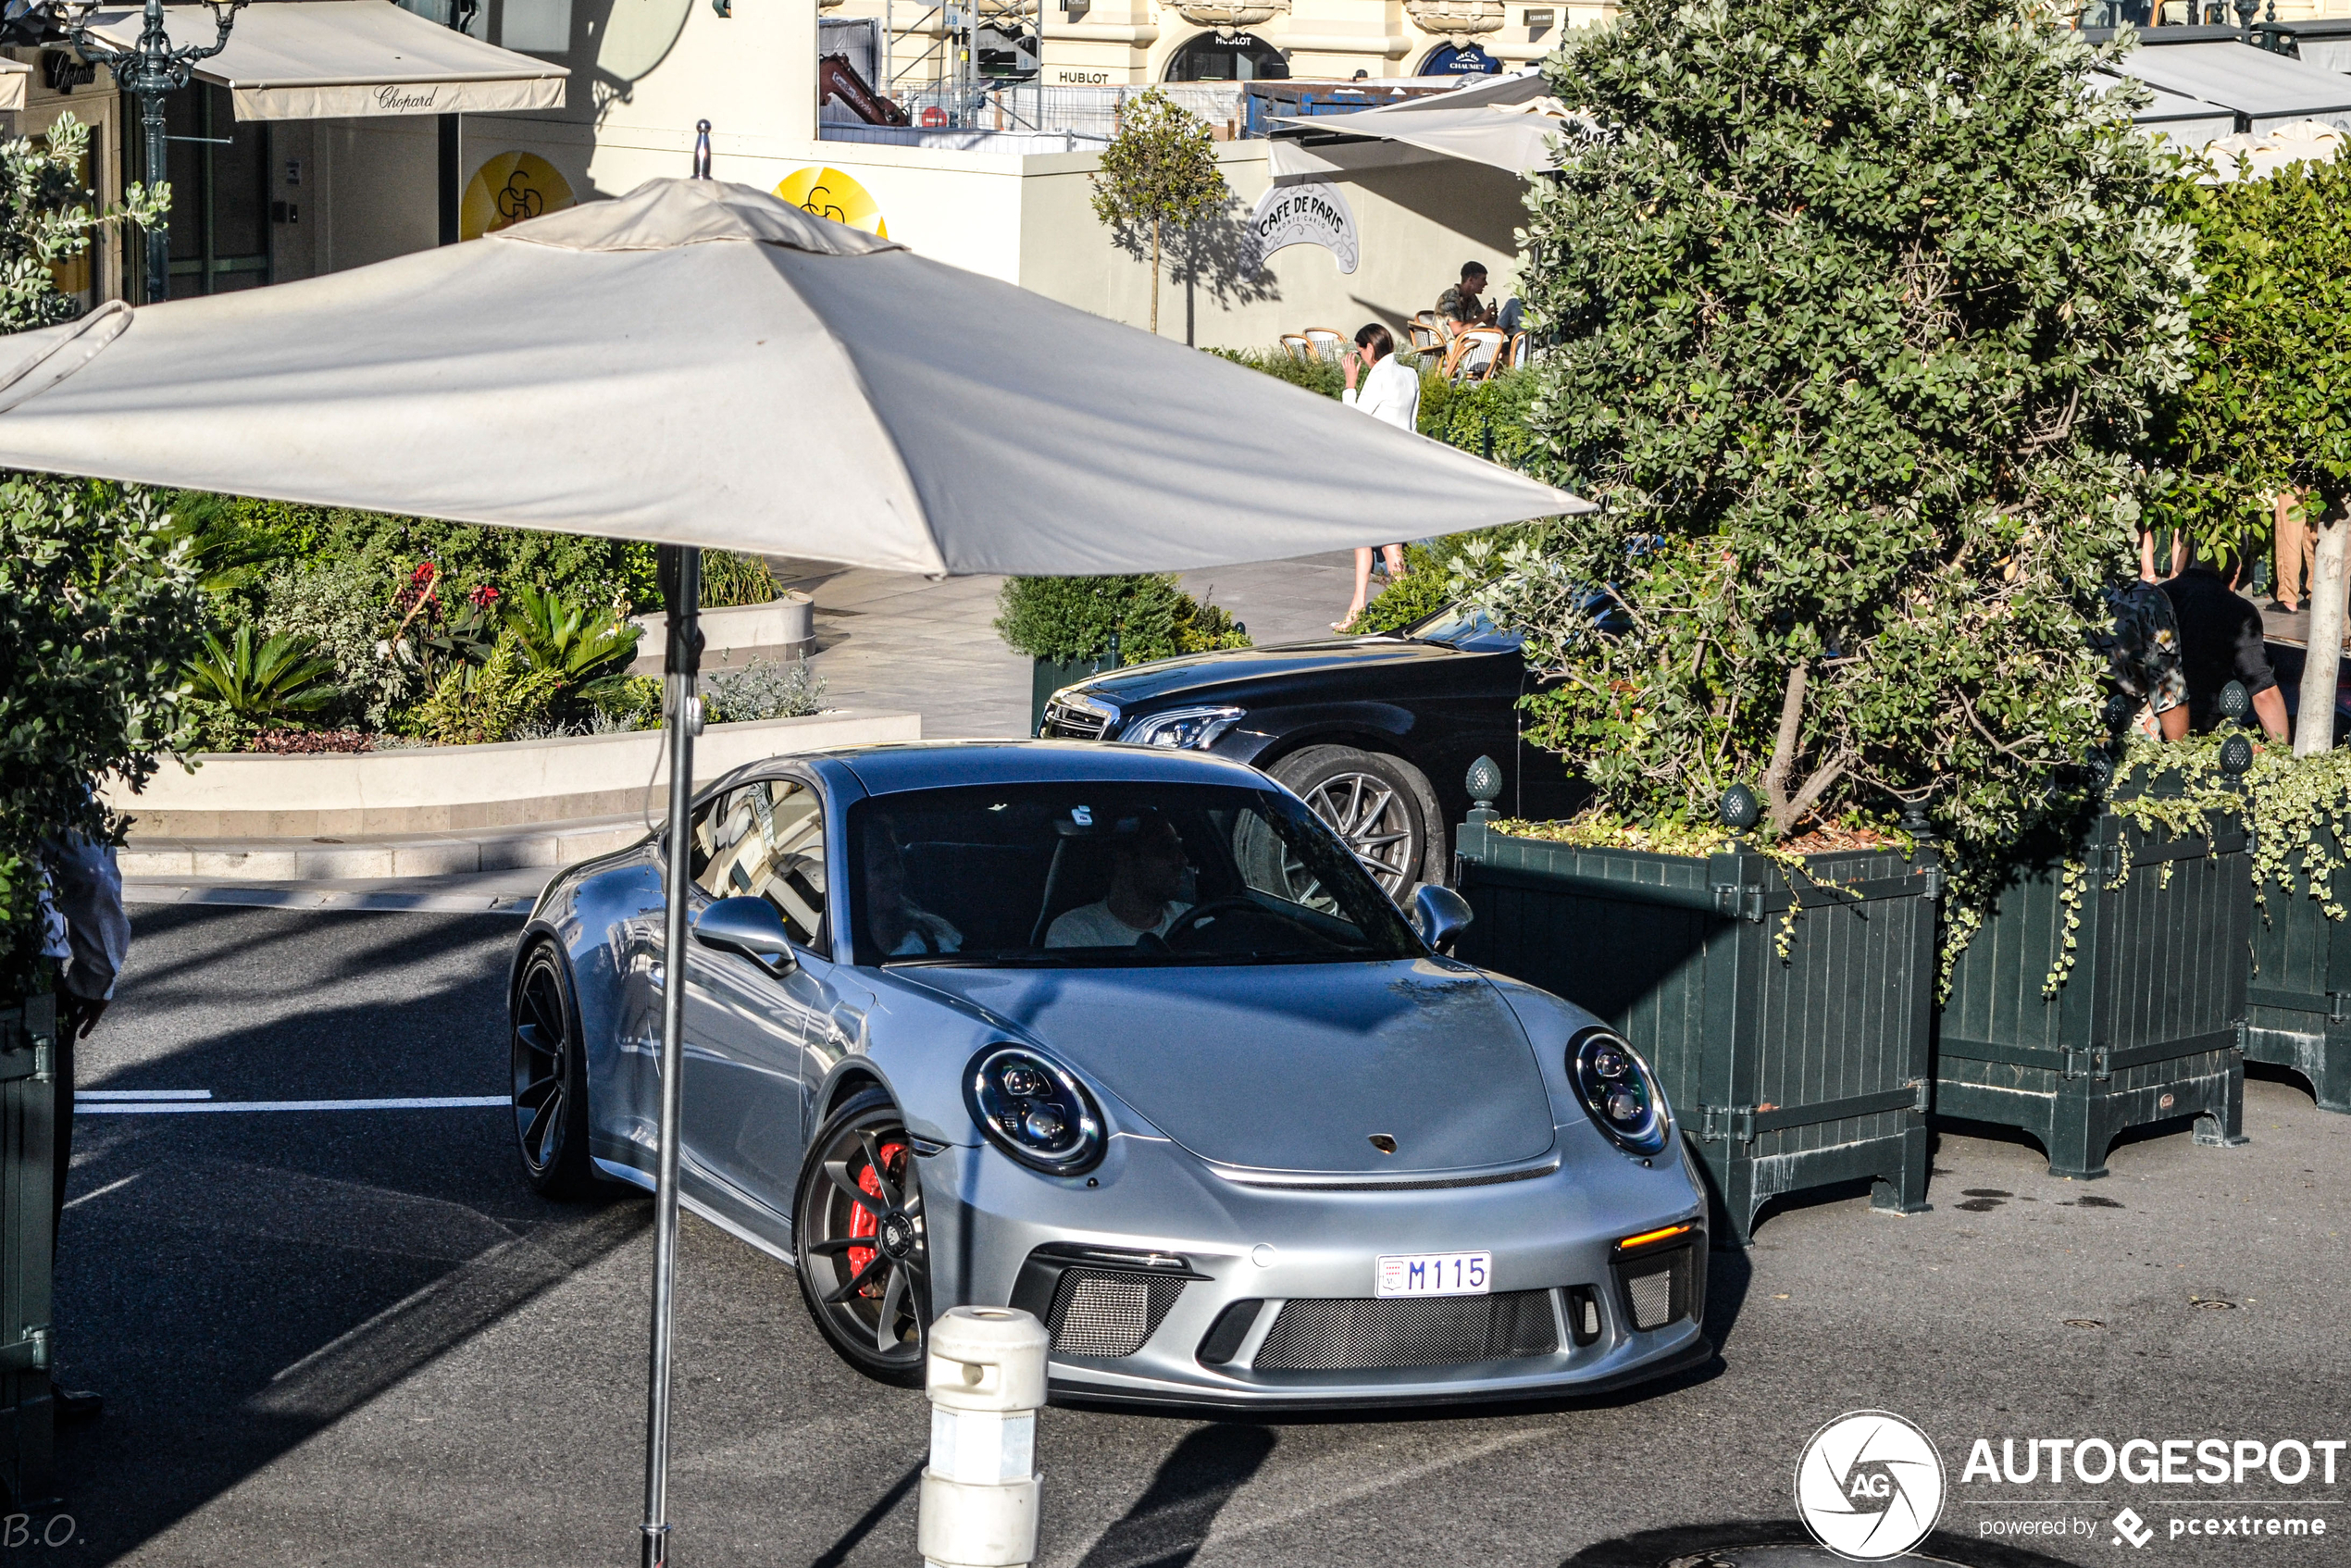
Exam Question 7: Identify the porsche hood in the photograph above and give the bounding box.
[897,960,1556,1176]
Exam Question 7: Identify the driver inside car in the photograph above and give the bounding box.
[863,822,963,956]
[1046,811,1196,948]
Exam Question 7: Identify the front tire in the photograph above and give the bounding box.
[1269,744,1440,896]
[795,1089,930,1386]
[510,941,597,1197]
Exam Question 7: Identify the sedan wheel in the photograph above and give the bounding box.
[795,1089,929,1385]
[1270,745,1435,897]
[511,942,595,1196]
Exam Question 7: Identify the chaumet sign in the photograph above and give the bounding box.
[1249,180,1358,274]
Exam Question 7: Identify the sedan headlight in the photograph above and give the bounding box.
[1567,1027,1671,1157]
[1120,704,1246,750]
[964,1044,1105,1176]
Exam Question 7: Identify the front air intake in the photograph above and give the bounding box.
[1250,1290,1559,1372]
[1047,1268,1186,1358]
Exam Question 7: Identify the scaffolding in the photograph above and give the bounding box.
[880,0,1048,131]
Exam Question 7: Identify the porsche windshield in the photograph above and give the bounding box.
[848,782,1424,968]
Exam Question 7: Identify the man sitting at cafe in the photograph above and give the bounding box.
[1435,262,1497,335]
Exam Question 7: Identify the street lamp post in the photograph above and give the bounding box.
[57,0,247,303]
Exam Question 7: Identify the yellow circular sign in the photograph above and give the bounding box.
[461,152,576,242]
[774,167,889,238]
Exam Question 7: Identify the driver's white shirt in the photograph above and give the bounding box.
[1044,899,1193,949]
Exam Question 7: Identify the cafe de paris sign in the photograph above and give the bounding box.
[1249,180,1359,275]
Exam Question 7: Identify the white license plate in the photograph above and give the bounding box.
[1375,1251,1491,1298]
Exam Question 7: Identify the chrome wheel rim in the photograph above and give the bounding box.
[1302,771,1417,894]
[803,1120,927,1367]
[510,952,570,1176]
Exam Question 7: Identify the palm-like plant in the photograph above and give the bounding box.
[502,584,642,696]
[187,625,340,723]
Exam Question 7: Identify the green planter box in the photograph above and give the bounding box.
[1454,813,1940,1245]
[1935,810,2252,1178]
[0,992,55,1510]
[2245,832,2351,1114]
[1030,653,1123,738]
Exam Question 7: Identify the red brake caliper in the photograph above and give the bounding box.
[844,1141,909,1294]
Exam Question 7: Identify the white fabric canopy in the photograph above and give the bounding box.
[0,56,28,115]
[2200,118,2345,181]
[0,177,1585,577]
[1270,70,1585,180]
[2088,69,2239,147]
[82,0,566,119]
[2105,40,2351,135]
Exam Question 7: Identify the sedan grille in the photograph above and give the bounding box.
[1251,1290,1558,1372]
[1039,700,1113,740]
[1048,1268,1187,1358]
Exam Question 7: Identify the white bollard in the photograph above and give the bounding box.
[918,1306,1050,1568]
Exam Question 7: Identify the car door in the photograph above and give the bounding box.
[678,774,832,1224]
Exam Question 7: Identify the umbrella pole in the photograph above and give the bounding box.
[641,544,703,1568]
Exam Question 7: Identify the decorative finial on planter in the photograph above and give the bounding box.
[2220,733,2254,778]
[1718,783,1759,834]
[2217,679,2251,728]
[1465,755,1501,821]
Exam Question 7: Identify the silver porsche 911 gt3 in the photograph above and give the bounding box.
[508,740,1710,1408]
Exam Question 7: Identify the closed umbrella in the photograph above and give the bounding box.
[0,171,1585,1567]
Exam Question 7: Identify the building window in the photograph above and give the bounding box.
[1163,31,1289,81]
[159,82,271,299]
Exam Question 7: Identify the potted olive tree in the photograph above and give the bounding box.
[1451,0,2209,1235]
[0,118,195,1505]
[2143,144,2351,1114]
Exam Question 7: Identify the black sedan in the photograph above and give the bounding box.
[1038,604,1582,893]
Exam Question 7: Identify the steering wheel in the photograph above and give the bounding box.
[1161,896,1333,953]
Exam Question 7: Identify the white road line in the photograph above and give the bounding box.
[81,1089,215,1101]
[63,1173,142,1210]
[78,1096,508,1114]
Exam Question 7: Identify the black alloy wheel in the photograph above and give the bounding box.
[511,941,596,1197]
[795,1089,930,1385]
[1270,744,1437,896]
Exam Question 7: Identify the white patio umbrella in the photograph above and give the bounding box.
[0,168,1585,1568]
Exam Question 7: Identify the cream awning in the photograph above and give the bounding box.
[0,56,26,115]
[1270,71,1587,179]
[83,0,566,120]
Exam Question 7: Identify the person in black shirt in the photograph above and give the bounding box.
[2159,544,2288,740]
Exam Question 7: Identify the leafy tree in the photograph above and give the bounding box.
[2147,146,2351,753]
[0,118,194,989]
[1486,0,2196,888]
[1090,90,1228,335]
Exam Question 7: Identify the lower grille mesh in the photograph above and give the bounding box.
[1616,1244,1693,1332]
[1048,1269,1186,1358]
[1252,1290,1558,1372]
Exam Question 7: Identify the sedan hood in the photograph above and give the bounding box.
[898,960,1555,1176]
[1071,637,1474,708]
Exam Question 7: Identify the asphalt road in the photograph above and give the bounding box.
[27,904,2351,1566]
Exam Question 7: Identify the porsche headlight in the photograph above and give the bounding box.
[964,1044,1105,1176]
[1568,1027,1671,1157]
[1120,705,1246,751]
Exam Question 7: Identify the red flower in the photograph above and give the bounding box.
[470,584,502,608]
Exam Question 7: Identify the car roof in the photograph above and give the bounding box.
[809,740,1276,798]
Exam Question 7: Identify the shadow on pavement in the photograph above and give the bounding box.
[38,905,647,1562]
[1073,1424,1278,1568]
[1561,1517,2082,1568]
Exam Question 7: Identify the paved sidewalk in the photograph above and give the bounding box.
[777,551,1365,739]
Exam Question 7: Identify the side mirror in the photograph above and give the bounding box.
[1413,883,1473,955]
[694,896,794,968]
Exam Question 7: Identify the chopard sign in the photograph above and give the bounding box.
[376,82,442,111]
[1247,180,1358,274]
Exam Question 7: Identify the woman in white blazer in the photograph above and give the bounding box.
[1336,323,1417,631]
